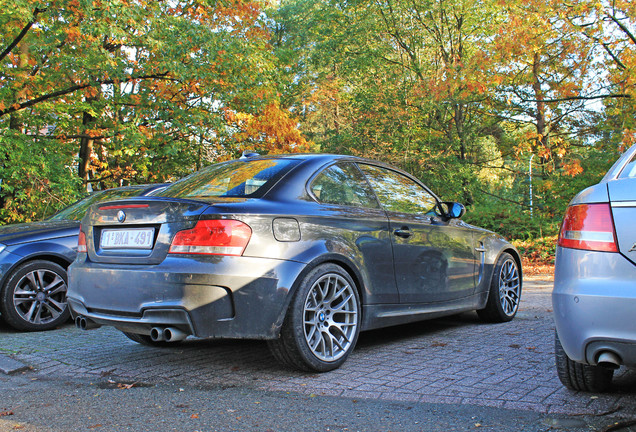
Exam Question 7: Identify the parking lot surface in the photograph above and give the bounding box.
[1,276,635,418]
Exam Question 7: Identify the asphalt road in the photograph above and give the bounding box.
[1,276,635,431]
[0,373,613,432]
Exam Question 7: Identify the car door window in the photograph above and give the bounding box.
[358,164,438,215]
[311,163,380,208]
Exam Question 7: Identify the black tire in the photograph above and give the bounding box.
[555,331,613,392]
[477,252,521,323]
[268,263,361,372]
[0,260,70,331]
[121,331,180,347]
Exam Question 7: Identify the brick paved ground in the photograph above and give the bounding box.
[1,276,635,417]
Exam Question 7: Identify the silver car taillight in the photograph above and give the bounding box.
[557,203,618,252]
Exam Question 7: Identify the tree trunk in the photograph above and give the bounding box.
[78,111,95,189]
[78,95,99,189]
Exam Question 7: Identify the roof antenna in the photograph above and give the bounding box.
[240,150,260,159]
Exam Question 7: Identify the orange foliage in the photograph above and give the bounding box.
[562,160,583,176]
[226,103,311,154]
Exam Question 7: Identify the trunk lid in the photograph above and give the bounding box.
[85,197,209,265]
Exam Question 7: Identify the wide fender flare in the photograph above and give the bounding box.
[271,253,366,336]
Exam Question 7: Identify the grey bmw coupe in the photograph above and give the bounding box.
[68,153,522,371]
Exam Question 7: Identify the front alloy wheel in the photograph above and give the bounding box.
[0,260,70,331]
[268,263,361,372]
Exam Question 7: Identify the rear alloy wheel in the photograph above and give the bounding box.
[0,260,70,331]
[477,252,521,323]
[268,263,361,372]
[555,331,613,392]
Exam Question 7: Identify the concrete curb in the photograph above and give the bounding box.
[0,354,29,375]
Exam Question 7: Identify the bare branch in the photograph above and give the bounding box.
[511,92,630,104]
[605,12,636,46]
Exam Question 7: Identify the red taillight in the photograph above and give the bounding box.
[557,203,618,252]
[78,225,87,253]
[169,220,252,256]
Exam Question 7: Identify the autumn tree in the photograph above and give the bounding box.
[553,0,636,149]
[0,0,310,223]
[271,0,513,201]
[270,0,635,238]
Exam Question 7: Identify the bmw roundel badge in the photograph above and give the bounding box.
[117,210,126,223]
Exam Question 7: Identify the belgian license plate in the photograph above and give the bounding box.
[101,228,155,249]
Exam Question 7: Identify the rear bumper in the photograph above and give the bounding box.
[67,254,306,339]
[552,246,636,367]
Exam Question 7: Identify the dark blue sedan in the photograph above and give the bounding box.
[0,184,167,331]
[68,154,522,371]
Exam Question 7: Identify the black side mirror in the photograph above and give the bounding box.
[438,202,465,219]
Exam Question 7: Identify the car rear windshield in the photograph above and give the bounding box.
[48,187,152,221]
[157,158,300,199]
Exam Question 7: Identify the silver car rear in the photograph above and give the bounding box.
[553,144,636,392]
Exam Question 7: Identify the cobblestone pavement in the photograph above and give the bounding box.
[1,276,635,417]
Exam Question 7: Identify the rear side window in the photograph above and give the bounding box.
[310,163,380,208]
[618,153,636,179]
[358,164,438,215]
[158,159,299,199]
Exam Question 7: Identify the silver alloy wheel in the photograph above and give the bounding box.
[12,269,68,325]
[498,258,520,316]
[303,273,359,362]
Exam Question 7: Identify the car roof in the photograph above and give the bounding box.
[237,152,398,168]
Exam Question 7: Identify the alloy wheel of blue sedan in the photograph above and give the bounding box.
[0,260,70,331]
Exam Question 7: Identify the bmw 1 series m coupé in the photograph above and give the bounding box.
[68,153,522,371]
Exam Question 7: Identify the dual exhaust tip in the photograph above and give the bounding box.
[75,315,100,330]
[149,326,187,342]
[75,316,188,343]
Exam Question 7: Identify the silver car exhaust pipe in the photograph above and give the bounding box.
[164,327,188,342]
[75,315,101,330]
[597,351,621,370]
[150,327,165,342]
